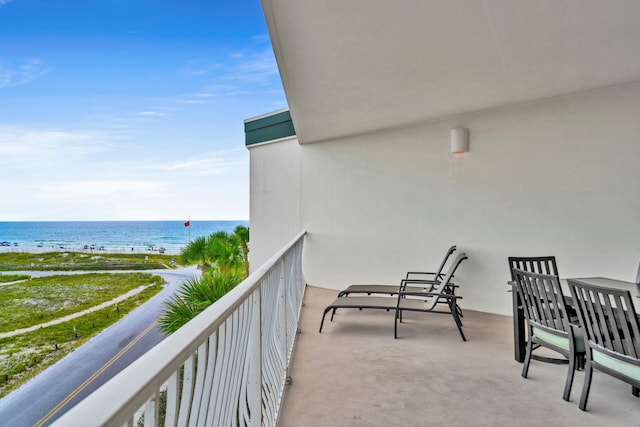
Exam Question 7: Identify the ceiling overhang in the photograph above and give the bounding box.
[261,0,640,143]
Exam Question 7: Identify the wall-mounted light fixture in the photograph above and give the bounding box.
[451,127,469,153]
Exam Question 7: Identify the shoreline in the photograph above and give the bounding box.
[0,245,182,256]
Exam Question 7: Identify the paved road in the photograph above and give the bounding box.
[0,267,200,427]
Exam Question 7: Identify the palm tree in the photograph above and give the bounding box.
[180,227,250,276]
[158,271,243,335]
[232,225,250,277]
[180,236,210,271]
[207,231,242,274]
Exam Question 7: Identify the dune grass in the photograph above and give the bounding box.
[0,274,30,284]
[0,251,177,271]
[0,283,163,398]
[0,273,164,333]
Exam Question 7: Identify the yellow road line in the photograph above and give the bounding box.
[34,320,159,427]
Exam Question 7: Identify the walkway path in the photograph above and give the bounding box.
[0,284,152,338]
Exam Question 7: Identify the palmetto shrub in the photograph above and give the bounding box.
[158,270,243,335]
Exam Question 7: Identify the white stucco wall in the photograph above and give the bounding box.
[248,137,301,271]
[250,83,640,315]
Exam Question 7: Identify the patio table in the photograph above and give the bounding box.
[512,276,640,363]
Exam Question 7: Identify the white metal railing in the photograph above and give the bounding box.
[52,231,306,427]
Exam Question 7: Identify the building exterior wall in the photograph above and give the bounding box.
[248,137,301,271]
[249,83,640,315]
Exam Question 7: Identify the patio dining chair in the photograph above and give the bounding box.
[567,280,640,411]
[512,269,585,401]
[509,256,570,364]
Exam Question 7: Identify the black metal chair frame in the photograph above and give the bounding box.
[319,253,467,341]
[509,256,567,364]
[337,245,457,298]
[513,269,585,401]
[568,279,640,411]
[394,253,467,341]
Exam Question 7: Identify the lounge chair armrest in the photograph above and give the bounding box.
[401,278,438,284]
[406,272,453,279]
[406,271,437,277]
[399,290,462,299]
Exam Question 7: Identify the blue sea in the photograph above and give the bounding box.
[0,221,249,255]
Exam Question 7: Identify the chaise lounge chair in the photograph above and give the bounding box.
[337,245,457,297]
[319,252,468,341]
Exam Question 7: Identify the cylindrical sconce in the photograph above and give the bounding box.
[451,127,469,153]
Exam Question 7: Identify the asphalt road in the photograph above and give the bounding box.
[0,267,200,427]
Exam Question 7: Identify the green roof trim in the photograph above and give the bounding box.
[244,109,296,146]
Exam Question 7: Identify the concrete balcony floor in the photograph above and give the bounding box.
[279,286,639,426]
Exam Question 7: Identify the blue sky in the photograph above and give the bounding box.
[0,0,287,221]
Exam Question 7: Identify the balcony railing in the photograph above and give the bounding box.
[53,231,306,427]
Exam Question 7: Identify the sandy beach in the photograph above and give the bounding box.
[0,245,181,256]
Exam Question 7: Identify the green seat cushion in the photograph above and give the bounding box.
[592,348,640,381]
[532,325,585,353]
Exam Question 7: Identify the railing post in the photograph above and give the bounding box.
[279,260,287,380]
[248,289,262,427]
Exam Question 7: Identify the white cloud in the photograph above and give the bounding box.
[181,43,281,99]
[37,179,168,201]
[181,61,222,76]
[251,34,271,44]
[0,59,49,88]
[175,99,206,104]
[0,126,109,168]
[138,111,167,117]
[153,149,246,176]
[234,50,279,84]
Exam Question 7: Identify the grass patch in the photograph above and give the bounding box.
[0,283,163,398]
[0,273,164,333]
[0,252,178,271]
[0,274,30,283]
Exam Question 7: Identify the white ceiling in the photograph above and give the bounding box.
[261,0,640,143]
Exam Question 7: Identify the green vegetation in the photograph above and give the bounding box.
[0,283,163,398]
[0,274,30,283]
[0,273,163,333]
[180,225,249,275]
[161,227,250,335]
[158,271,243,335]
[0,251,177,271]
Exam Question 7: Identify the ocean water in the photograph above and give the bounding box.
[0,220,249,255]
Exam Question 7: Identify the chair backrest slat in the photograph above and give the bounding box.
[508,256,559,281]
[568,280,640,359]
[513,269,570,334]
[614,294,636,355]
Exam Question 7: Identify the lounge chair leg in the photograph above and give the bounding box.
[450,301,463,327]
[330,307,337,321]
[319,307,334,333]
[452,307,466,341]
[394,308,399,339]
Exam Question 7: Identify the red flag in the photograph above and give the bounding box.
[184,221,190,227]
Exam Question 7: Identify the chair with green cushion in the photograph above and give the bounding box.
[508,256,562,363]
[513,269,585,401]
[568,279,640,411]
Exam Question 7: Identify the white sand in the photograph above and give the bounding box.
[0,245,180,256]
